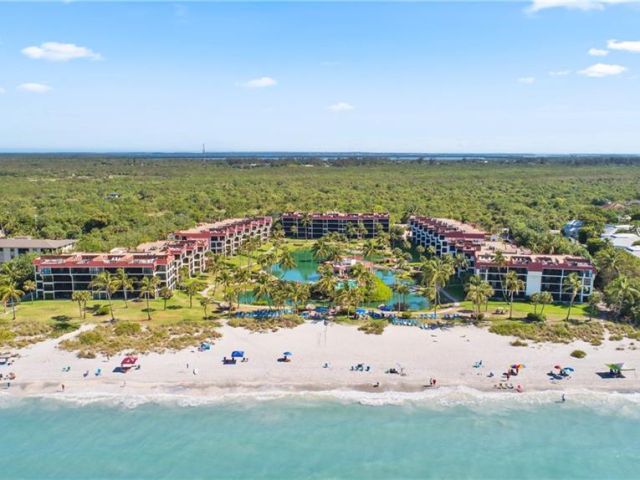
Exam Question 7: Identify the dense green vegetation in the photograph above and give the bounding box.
[1,157,639,254]
[1,156,640,350]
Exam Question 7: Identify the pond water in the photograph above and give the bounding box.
[241,249,429,311]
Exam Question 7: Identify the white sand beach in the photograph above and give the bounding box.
[2,322,638,399]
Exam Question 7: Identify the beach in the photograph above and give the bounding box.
[3,322,638,400]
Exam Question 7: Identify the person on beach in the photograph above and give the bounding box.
[61,384,65,392]
[562,394,566,402]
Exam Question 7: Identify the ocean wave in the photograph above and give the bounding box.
[2,387,640,416]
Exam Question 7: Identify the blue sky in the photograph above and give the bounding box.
[1,1,639,153]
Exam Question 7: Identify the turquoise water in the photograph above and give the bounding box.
[1,394,639,479]
[249,249,428,310]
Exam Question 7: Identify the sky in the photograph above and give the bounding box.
[0,0,640,153]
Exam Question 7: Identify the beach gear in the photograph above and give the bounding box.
[231,351,245,358]
[283,352,293,356]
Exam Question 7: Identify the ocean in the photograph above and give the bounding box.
[1,389,639,479]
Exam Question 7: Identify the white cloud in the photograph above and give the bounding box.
[517,77,536,84]
[607,39,640,53]
[242,76,277,88]
[17,82,52,93]
[527,0,638,12]
[578,63,627,77]
[588,48,609,56]
[21,42,101,62]
[328,102,355,112]
[549,69,572,76]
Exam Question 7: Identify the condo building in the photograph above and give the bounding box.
[409,216,595,303]
[0,237,76,264]
[173,216,272,255]
[33,251,180,300]
[281,212,390,239]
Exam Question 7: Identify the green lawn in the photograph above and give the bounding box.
[458,299,590,321]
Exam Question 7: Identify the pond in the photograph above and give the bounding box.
[241,249,429,311]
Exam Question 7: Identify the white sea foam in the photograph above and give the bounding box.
[3,387,640,417]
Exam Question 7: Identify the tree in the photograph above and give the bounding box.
[530,292,541,314]
[183,278,205,308]
[493,251,509,302]
[286,282,310,313]
[563,272,583,321]
[90,271,119,321]
[587,290,603,321]
[419,256,455,311]
[253,272,274,309]
[465,275,494,319]
[115,268,134,308]
[0,281,24,320]
[604,275,640,321]
[71,290,92,319]
[394,283,410,311]
[539,291,553,315]
[23,280,36,303]
[200,296,213,319]
[504,270,525,319]
[138,276,160,321]
[277,248,296,278]
[362,240,377,260]
[159,286,173,310]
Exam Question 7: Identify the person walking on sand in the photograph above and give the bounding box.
[562,393,566,403]
[61,384,65,392]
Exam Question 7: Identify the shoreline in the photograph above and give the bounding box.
[2,322,638,404]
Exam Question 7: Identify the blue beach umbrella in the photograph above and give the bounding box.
[231,351,245,358]
[283,352,293,357]
[563,367,575,372]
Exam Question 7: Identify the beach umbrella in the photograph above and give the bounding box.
[283,352,293,357]
[563,367,575,372]
[231,351,245,358]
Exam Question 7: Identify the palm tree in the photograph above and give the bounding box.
[23,280,36,303]
[420,256,455,310]
[604,275,640,320]
[452,253,469,277]
[316,265,338,306]
[200,296,213,319]
[0,281,24,320]
[71,290,92,319]
[563,272,583,321]
[420,285,438,317]
[159,286,173,310]
[493,251,509,302]
[183,278,205,308]
[394,283,410,311]
[290,283,311,312]
[595,247,622,285]
[90,271,119,321]
[362,240,377,260]
[253,272,274,309]
[138,276,160,321]
[277,248,296,278]
[530,292,541,314]
[504,270,525,319]
[539,291,553,316]
[465,275,494,319]
[301,213,312,240]
[115,268,134,308]
[587,290,603,321]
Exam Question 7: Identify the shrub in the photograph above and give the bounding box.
[400,312,412,319]
[77,330,104,346]
[510,339,528,347]
[93,305,111,316]
[358,319,388,335]
[77,350,96,359]
[570,349,586,359]
[114,321,142,336]
[526,312,546,323]
[608,334,623,342]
